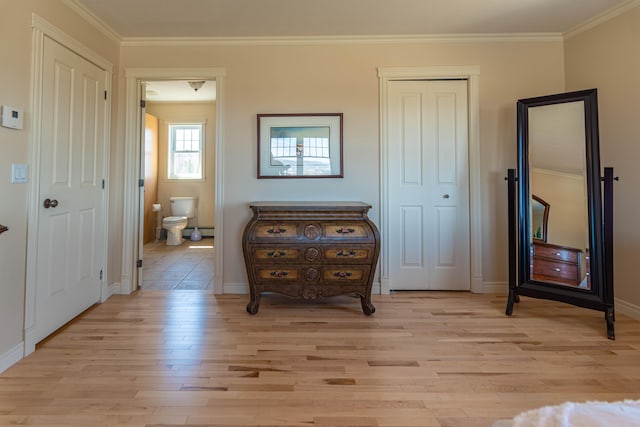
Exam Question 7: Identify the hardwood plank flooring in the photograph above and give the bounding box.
[1,291,639,426]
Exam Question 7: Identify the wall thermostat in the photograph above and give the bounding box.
[1,105,24,130]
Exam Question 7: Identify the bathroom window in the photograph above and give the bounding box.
[168,123,204,180]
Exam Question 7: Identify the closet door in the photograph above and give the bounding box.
[387,80,470,290]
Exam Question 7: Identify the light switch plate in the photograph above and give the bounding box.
[1,105,24,130]
[11,164,28,184]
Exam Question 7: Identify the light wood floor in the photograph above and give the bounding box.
[1,291,639,427]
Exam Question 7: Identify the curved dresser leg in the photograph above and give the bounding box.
[361,296,376,316]
[246,294,261,315]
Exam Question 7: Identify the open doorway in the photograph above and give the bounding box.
[139,80,216,290]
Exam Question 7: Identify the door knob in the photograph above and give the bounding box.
[443,194,450,199]
[43,198,59,209]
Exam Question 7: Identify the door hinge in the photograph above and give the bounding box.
[140,99,146,108]
[138,178,144,187]
[99,270,103,280]
[104,90,107,100]
[137,259,143,268]
[102,179,105,189]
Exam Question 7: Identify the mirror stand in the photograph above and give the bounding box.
[506,167,616,339]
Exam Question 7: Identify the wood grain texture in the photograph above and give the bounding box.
[1,291,639,427]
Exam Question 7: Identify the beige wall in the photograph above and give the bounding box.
[118,41,565,288]
[146,101,216,230]
[531,168,588,251]
[0,1,120,368]
[564,5,640,308]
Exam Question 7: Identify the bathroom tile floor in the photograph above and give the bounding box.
[140,237,214,290]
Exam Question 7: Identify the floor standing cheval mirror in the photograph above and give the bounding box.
[506,88,617,339]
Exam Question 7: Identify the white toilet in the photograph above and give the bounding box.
[162,196,198,246]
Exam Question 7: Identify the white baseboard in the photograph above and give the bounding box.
[480,281,640,320]
[0,342,24,374]
[101,281,117,302]
[223,282,249,294]
[615,297,640,320]
[480,281,509,294]
[184,227,215,238]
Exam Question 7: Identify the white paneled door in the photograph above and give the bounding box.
[33,36,107,343]
[387,80,470,290]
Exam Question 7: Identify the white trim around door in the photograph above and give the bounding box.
[378,66,483,294]
[122,68,226,295]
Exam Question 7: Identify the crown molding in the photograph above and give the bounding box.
[63,0,122,43]
[564,0,640,40]
[120,32,562,47]
[62,0,639,47]
[60,0,563,47]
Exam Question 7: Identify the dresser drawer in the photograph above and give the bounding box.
[255,268,299,281]
[533,244,579,263]
[323,266,369,282]
[253,223,299,239]
[252,247,301,262]
[532,258,579,283]
[322,222,371,239]
[324,246,375,263]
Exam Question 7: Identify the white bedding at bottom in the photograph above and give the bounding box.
[493,399,640,427]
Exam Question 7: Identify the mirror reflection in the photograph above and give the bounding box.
[528,101,590,289]
[531,195,549,242]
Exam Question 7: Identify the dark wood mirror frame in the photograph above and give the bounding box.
[506,88,616,339]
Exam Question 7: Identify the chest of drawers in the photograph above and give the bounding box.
[242,202,380,315]
[531,241,582,286]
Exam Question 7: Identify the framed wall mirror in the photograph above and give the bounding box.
[506,88,616,339]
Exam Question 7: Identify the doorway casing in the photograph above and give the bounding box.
[122,68,226,294]
[377,66,483,294]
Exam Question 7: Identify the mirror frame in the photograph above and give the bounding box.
[507,88,615,339]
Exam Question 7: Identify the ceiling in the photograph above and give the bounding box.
[145,80,216,102]
[70,0,635,101]
[73,0,632,39]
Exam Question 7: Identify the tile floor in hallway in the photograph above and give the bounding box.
[141,237,215,290]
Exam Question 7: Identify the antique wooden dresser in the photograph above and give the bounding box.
[242,201,380,315]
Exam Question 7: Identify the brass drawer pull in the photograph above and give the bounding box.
[334,271,353,278]
[336,249,356,257]
[267,250,287,258]
[270,271,289,278]
[267,227,287,234]
[336,227,355,234]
